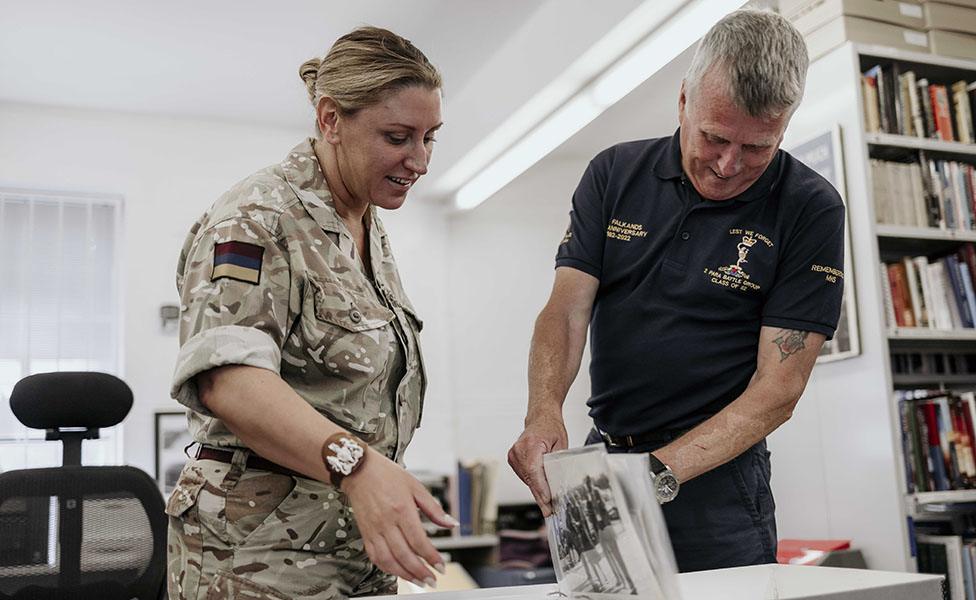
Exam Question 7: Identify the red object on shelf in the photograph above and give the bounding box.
[777,539,852,565]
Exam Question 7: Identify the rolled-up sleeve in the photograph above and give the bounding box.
[170,217,292,414]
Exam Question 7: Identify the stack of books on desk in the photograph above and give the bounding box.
[543,445,680,600]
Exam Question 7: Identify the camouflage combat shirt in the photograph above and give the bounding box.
[170,138,426,463]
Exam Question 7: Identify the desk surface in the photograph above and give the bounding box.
[378,564,943,600]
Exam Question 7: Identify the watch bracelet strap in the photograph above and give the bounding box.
[648,451,668,475]
[322,432,367,488]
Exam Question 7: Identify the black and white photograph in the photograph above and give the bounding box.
[544,445,663,599]
[154,411,191,495]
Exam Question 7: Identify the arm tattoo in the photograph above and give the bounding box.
[771,329,810,362]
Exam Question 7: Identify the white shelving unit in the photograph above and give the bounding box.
[888,328,976,341]
[771,42,976,574]
[876,225,976,242]
[866,133,976,155]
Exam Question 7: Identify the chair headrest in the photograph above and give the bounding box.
[10,372,133,429]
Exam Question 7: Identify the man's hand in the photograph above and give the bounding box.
[342,450,458,588]
[508,415,568,516]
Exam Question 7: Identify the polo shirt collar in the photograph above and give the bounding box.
[653,128,784,204]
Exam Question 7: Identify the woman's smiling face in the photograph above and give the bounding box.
[329,85,443,210]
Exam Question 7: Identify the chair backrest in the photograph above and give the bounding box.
[0,373,167,600]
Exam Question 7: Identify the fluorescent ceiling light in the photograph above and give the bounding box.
[452,0,748,211]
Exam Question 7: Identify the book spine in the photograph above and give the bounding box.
[904,257,927,327]
[932,84,956,142]
[946,255,973,327]
[907,399,929,492]
[919,78,936,139]
[917,402,938,491]
[863,73,881,134]
[906,70,925,139]
[891,262,917,327]
[952,80,975,145]
[881,262,897,328]
[923,402,950,491]
[900,400,918,494]
[914,256,936,329]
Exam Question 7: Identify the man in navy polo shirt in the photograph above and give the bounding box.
[508,9,845,572]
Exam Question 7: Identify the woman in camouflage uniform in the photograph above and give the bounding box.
[165,26,455,600]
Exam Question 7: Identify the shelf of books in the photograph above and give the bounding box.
[860,41,976,586]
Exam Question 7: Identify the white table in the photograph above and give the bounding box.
[377,564,943,600]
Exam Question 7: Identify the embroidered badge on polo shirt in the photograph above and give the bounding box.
[211,241,264,284]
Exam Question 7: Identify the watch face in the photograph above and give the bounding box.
[656,473,679,502]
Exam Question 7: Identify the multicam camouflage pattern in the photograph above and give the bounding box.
[166,453,397,599]
[166,138,425,598]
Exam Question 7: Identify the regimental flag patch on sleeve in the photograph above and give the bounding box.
[212,241,264,284]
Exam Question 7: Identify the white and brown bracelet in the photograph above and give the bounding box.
[321,432,367,488]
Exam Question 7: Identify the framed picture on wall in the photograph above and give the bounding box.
[154,411,191,495]
[787,125,860,363]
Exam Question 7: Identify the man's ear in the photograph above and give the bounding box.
[678,80,687,122]
[317,96,342,144]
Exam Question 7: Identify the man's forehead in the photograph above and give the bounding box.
[692,95,787,145]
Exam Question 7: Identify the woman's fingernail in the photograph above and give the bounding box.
[411,579,424,588]
[425,577,437,588]
[445,515,460,527]
[434,562,446,575]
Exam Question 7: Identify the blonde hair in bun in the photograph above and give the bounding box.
[299,26,441,131]
[299,57,322,104]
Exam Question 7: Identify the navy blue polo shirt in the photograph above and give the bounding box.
[556,129,845,435]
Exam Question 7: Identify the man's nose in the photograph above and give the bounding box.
[715,146,742,178]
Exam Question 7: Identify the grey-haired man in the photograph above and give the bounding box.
[509,9,844,571]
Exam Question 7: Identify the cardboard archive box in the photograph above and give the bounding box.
[787,0,926,34]
[927,0,976,8]
[804,16,929,60]
[929,29,976,60]
[923,1,976,33]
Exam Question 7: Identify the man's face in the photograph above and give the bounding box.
[678,68,791,201]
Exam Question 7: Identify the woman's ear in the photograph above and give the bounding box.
[316,96,342,145]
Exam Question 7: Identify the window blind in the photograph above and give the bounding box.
[0,189,123,470]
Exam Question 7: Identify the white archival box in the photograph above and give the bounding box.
[379,564,943,600]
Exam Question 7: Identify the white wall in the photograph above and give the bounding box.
[768,45,908,571]
[446,157,596,504]
[0,101,453,477]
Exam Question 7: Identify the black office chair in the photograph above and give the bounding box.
[0,372,167,600]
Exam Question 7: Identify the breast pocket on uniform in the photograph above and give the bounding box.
[300,273,397,434]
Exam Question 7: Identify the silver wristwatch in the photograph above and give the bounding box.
[648,452,679,503]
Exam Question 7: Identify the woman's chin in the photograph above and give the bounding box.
[371,193,409,211]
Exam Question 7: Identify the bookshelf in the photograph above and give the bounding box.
[771,41,976,575]
[863,44,976,584]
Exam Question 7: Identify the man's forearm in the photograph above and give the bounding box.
[655,376,799,483]
[654,327,824,483]
[525,307,588,425]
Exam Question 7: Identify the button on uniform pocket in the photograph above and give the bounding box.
[296,273,397,434]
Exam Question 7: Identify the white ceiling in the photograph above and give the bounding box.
[1,0,703,200]
[0,0,538,129]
